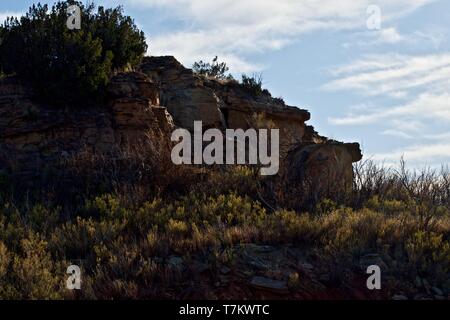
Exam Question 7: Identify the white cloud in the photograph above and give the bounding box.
[327,51,450,166]
[381,129,414,139]
[343,26,446,49]
[413,28,447,49]
[327,52,450,131]
[325,53,450,98]
[373,143,450,162]
[391,119,425,132]
[424,132,450,140]
[149,29,265,73]
[117,0,435,72]
[378,27,403,43]
[329,92,450,125]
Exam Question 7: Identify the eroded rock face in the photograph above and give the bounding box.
[0,74,174,175]
[139,56,313,155]
[139,56,362,189]
[287,142,363,195]
[108,72,174,147]
[0,56,362,191]
[107,71,160,105]
[139,56,224,131]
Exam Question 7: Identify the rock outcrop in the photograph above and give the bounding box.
[287,142,362,196]
[0,74,174,176]
[139,56,313,156]
[138,56,362,188]
[140,56,225,131]
[0,56,362,189]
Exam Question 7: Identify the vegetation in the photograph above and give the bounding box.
[239,73,278,98]
[0,3,448,301]
[0,142,449,299]
[240,73,264,96]
[192,57,275,98]
[0,1,147,106]
[192,56,233,80]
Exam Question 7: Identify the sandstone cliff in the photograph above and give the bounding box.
[0,56,362,188]
[138,56,362,189]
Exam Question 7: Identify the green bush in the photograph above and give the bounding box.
[0,233,64,299]
[0,1,147,107]
[406,231,450,281]
[240,74,266,96]
[192,56,233,80]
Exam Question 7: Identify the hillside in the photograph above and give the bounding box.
[0,57,449,300]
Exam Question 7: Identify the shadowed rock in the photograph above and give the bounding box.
[0,56,362,192]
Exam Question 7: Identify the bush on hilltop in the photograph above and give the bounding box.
[0,1,147,107]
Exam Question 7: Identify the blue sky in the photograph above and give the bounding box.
[1,0,449,169]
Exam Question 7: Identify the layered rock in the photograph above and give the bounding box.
[139,56,224,131]
[138,56,362,187]
[0,73,174,176]
[0,56,362,191]
[139,56,314,155]
[287,142,362,196]
[107,72,174,147]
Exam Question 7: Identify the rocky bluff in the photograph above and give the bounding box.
[0,56,362,190]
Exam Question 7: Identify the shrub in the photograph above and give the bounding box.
[317,208,383,255]
[49,216,126,261]
[0,1,147,107]
[167,219,189,236]
[273,96,285,105]
[406,231,450,282]
[314,198,339,216]
[0,158,449,299]
[0,233,64,299]
[86,194,129,221]
[89,6,147,71]
[0,241,10,279]
[268,210,320,243]
[27,204,60,234]
[193,166,260,197]
[241,74,265,96]
[192,56,233,80]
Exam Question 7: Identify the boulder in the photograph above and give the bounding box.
[287,142,363,194]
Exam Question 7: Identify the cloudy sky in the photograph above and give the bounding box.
[2,0,449,168]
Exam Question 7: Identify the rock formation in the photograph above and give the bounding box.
[0,56,362,189]
[138,56,362,188]
[0,74,174,177]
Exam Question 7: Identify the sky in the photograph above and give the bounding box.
[1,0,449,169]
